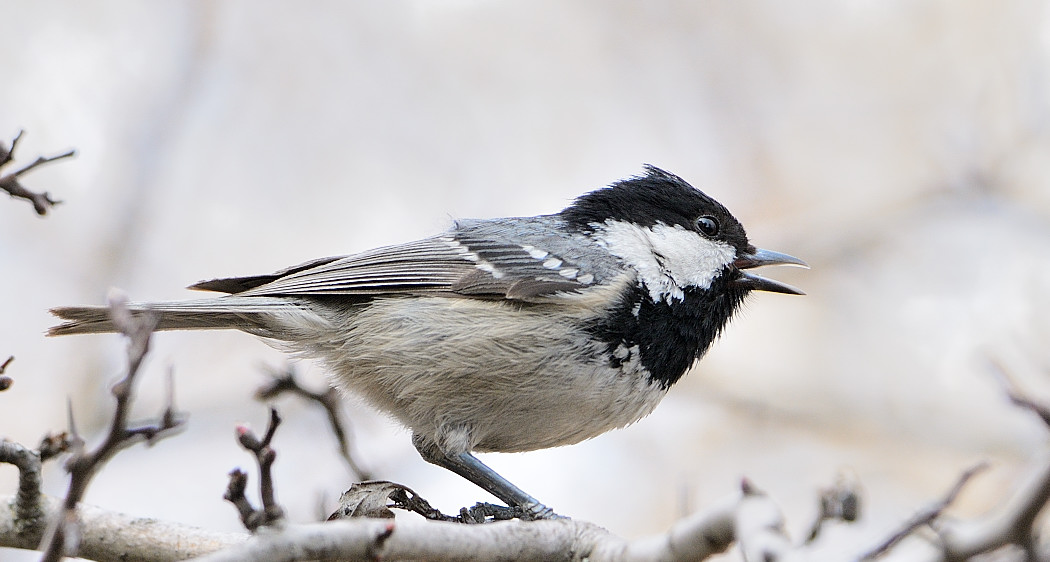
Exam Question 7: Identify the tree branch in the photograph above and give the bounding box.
[0,130,74,216]
[38,294,186,561]
[0,440,45,535]
[255,365,372,480]
[861,361,1050,559]
[194,479,800,562]
[935,455,1050,559]
[861,462,988,559]
[0,494,246,561]
[3,486,785,562]
[0,355,13,391]
[926,362,1050,559]
[225,407,286,532]
[0,129,23,167]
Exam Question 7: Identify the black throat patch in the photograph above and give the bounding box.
[586,272,750,389]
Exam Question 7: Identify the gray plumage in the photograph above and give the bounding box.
[50,215,663,455]
[49,166,805,519]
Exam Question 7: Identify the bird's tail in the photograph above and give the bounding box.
[48,296,301,337]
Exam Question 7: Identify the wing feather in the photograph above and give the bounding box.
[212,234,592,300]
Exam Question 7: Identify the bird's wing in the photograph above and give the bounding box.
[190,233,598,301]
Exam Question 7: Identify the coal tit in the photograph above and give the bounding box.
[50,165,806,520]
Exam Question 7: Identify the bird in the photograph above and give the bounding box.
[49,165,806,520]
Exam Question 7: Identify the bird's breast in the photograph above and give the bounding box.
[293,288,672,453]
[584,272,750,388]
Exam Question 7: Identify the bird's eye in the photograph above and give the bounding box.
[695,215,719,237]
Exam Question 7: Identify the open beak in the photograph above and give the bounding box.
[733,248,808,295]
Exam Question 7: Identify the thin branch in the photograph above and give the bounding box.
[0,177,62,215]
[862,462,989,559]
[0,130,23,167]
[937,457,1050,559]
[255,365,372,480]
[989,359,1050,430]
[38,295,185,562]
[226,407,286,532]
[7,150,77,178]
[255,409,282,521]
[64,397,85,456]
[223,469,256,528]
[926,361,1050,558]
[0,130,73,216]
[0,355,13,391]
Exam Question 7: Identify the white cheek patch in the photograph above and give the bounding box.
[594,221,736,303]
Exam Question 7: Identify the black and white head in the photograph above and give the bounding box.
[562,165,806,304]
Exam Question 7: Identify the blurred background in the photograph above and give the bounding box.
[2,1,1050,559]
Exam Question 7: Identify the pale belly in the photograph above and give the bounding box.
[283,295,670,455]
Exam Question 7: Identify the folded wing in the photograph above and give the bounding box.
[191,222,606,301]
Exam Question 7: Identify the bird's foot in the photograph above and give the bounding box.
[519,500,565,521]
[458,501,565,523]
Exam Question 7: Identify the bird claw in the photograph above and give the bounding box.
[457,501,564,523]
[519,500,565,521]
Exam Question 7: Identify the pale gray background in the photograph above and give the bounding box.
[2,1,1050,559]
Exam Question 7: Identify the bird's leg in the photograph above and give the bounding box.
[412,434,559,520]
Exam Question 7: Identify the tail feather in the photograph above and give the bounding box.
[48,296,300,337]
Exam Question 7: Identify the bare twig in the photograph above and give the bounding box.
[0,130,22,167]
[990,360,1050,430]
[7,150,77,178]
[0,130,74,216]
[0,355,13,391]
[223,469,256,528]
[937,457,1050,559]
[255,365,372,480]
[921,361,1050,559]
[225,407,286,532]
[39,295,186,562]
[862,462,989,559]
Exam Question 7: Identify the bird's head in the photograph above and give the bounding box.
[561,165,806,304]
